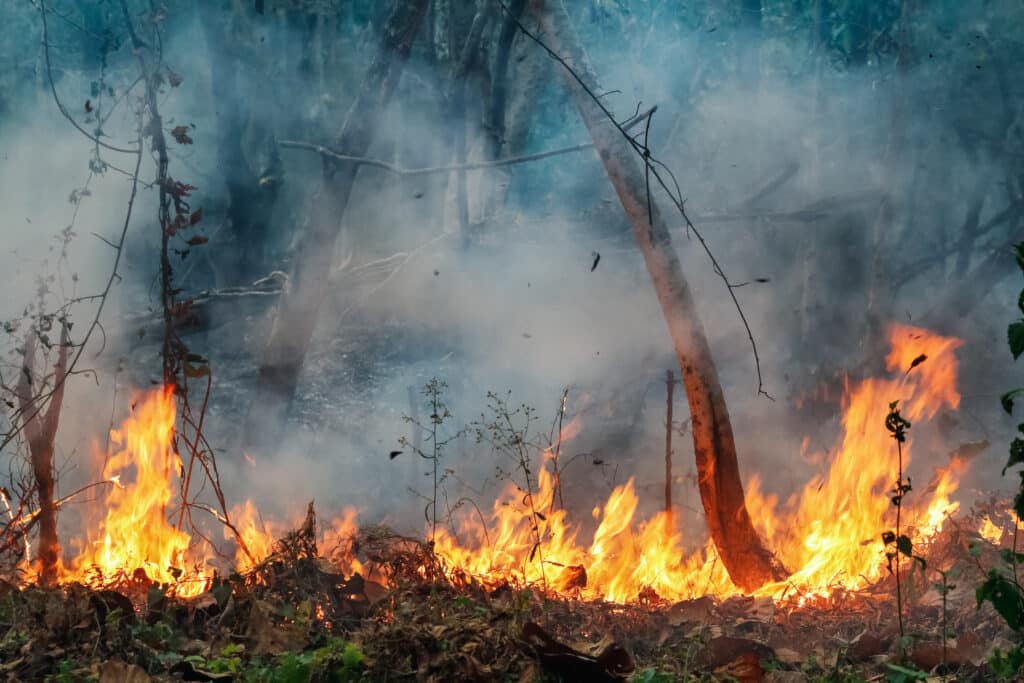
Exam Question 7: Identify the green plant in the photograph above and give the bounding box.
[931,566,960,667]
[977,243,1024,678]
[882,400,926,645]
[631,667,675,683]
[885,662,928,682]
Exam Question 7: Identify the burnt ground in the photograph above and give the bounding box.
[0,503,1018,683]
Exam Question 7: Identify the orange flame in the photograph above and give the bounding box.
[432,324,968,601]
[59,387,212,597]
[45,323,969,607]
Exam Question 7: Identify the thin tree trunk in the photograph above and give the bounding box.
[245,0,430,454]
[665,370,674,527]
[531,0,787,592]
[16,324,69,587]
[446,0,491,244]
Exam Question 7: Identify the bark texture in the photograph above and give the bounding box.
[245,0,430,453]
[531,0,787,592]
[16,324,69,587]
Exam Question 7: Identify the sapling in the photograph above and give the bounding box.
[883,400,926,646]
[474,391,549,591]
[399,378,462,546]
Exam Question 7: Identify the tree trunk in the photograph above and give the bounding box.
[16,324,69,587]
[447,0,492,245]
[244,0,430,454]
[199,3,282,284]
[530,0,787,592]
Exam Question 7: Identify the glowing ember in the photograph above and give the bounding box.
[59,387,212,597]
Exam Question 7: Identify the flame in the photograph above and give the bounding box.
[47,387,366,597]
[227,500,365,577]
[432,324,969,602]
[979,516,1003,545]
[40,323,970,607]
[59,387,212,597]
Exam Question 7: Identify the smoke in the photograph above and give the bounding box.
[0,1,1018,551]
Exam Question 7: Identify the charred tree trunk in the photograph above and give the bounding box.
[530,0,786,592]
[16,324,69,587]
[245,0,430,454]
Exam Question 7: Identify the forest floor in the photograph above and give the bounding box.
[0,508,1015,683]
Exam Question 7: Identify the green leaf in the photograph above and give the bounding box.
[1009,321,1024,360]
[1005,438,1024,474]
[885,663,928,682]
[977,570,1024,631]
[1003,389,1024,415]
[1018,288,1024,315]
[211,581,232,609]
[896,534,913,557]
[1015,483,1024,523]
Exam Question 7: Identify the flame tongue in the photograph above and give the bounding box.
[61,387,211,597]
[47,323,969,606]
[433,324,969,602]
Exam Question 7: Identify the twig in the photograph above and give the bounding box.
[548,388,568,515]
[665,369,674,525]
[38,1,140,155]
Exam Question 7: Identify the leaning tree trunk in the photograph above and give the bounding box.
[244,0,430,454]
[531,0,787,592]
[15,324,69,587]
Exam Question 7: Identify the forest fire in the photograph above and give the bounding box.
[428,325,967,603]
[41,324,971,608]
[55,387,213,598]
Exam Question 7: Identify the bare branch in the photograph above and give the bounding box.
[278,106,656,176]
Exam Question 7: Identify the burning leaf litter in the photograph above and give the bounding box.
[0,324,1016,680]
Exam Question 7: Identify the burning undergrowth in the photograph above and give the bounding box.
[0,323,1018,680]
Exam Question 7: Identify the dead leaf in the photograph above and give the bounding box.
[521,621,633,682]
[695,636,774,670]
[667,596,714,626]
[95,660,153,683]
[847,630,887,661]
[746,596,775,622]
[248,599,307,656]
[772,648,802,664]
[715,652,765,682]
[170,125,193,144]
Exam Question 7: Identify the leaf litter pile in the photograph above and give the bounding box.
[0,499,1018,683]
